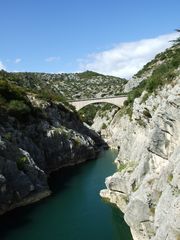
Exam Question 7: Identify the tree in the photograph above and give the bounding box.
[171,29,180,45]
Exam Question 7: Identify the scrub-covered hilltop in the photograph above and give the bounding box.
[0,70,127,100]
[0,75,107,215]
[100,42,180,240]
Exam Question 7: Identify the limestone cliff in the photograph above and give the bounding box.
[100,44,180,240]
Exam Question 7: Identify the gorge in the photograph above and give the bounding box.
[0,41,180,240]
[0,149,132,240]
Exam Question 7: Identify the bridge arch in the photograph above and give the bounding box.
[69,96,127,111]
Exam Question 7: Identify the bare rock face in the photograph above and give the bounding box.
[0,98,106,215]
[100,79,180,240]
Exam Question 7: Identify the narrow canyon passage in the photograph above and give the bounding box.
[0,150,132,240]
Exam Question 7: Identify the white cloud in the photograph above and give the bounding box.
[0,61,6,70]
[15,58,22,64]
[79,32,179,79]
[45,56,61,62]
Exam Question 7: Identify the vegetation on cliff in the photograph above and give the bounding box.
[0,72,77,121]
[121,43,180,117]
[99,34,180,240]
[0,71,108,215]
[79,103,117,125]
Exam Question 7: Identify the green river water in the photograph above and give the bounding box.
[0,149,132,240]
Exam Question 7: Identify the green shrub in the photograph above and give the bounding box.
[0,79,33,119]
[0,95,7,107]
[143,109,152,118]
[16,156,28,170]
[0,80,26,101]
[4,132,12,141]
[168,173,173,183]
[128,88,142,103]
[141,93,149,103]
[102,123,107,129]
[8,100,31,117]
[74,137,82,147]
[123,100,129,106]
[78,103,114,125]
[38,89,75,111]
[136,118,146,127]
[150,207,155,215]
[118,162,127,172]
[79,104,99,125]
[132,181,138,192]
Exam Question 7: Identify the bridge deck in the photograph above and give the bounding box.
[68,95,127,102]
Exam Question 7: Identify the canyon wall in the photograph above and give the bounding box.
[99,45,180,240]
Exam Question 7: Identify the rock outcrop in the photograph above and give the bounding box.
[100,44,180,240]
[0,95,106,215]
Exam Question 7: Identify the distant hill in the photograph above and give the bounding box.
[0,70,127,100]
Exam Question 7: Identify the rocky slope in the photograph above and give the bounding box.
[99,43,180,240]
[0,70,127,100]
[0,78,107,215]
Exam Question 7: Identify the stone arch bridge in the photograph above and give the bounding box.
[69,95,127,111]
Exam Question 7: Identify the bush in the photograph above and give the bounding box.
[143,109,152,118]
[141,93,149,103]
[0,80,26,101]
[4,132,12,141]
[123,100,129,106]
[8,100,31,118]
[118,162,127,172]
[127,88,142,104]
[0,95,7,107]
[16,156,28,170]
[38,89,75,111]
[78,104,100,125]
[101,123,107,129]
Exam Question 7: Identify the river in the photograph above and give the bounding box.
[0,149,132,240]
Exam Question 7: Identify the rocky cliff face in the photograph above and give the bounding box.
[0,95,106,215]
[100,44,180,240]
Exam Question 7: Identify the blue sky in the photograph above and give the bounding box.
[1,0,180,77]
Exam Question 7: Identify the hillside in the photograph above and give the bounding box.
[0,70,127,100]
[0,75,107,215]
